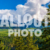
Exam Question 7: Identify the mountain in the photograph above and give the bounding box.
[0,18,43,29]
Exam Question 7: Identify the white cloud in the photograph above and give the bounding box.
[27,0,50,4]
[0,0,50,22]
[40,0,50,4]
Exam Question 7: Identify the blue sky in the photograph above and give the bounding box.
[42,2,50,8]
[0,0,50,10]
[0,0,27,10]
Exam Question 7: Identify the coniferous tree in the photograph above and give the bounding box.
[38,4,50,50]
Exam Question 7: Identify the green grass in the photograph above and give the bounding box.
[0,29,14,50]
[0,29,8,37]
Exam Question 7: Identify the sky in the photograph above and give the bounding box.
[42,2,50,8]
[0,0,50,10]
[0,0,27,10]
[0,0,50,23]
